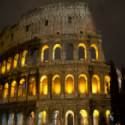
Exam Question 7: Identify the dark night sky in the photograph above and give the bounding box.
[0,0,125,67]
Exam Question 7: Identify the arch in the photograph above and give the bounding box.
[90,44,99,60]
[104,75,111,95]
[1,60,6,74]
[105,110,110,125]
[52,75,61,95]
[17,113,24,125]
[8,113,15,125]
[93,110,99,125]
[13,53,19,68]
[38,111,47,125]
[78,43,87,60]
[27,111,35,125]
[53,44,62,60]
[40,75,48,95]
[80,110,88,125]
[18,78,26,97]
[52,110,61,125]
[10,80,17,97]
[41,45,49,62]
[7,57,12,72]
[66,43,73,60]
[21,50,28,66]
[65,74,74,94]
[3,83,9,98]
[78,74,88,94]
[65,110,74,125]
[28,77,36,96]
[2,114,7,125]
[0,84,3,97]
[92,75,100,94]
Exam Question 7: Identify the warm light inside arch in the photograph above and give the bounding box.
[3,83,9,98]
[29,77,36,96]
[40,75,48,95]
[104,75,111,94]
[52,74,61,95]
[78,74,88,94]
[1,61,6,74]
[93,110,99,125]
[53,44,62,60]
[41,45,49,62]
[13,54,19,68]
[10,80,17,97]
[80,110,88,125]
[65,74,74,94]
[18,78,26,97]
[21,50,28,66]
[92,75,100,94]
[90,44,99,60]
[7,57,12,72]
[38,111,47,124]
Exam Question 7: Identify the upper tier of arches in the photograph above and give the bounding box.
[0,40,105,75]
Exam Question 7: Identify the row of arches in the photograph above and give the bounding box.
[0,42,99,75]
[0,74,110,99]
[1,109,110,125]
[0,50,28,74]
[41,43,99,62]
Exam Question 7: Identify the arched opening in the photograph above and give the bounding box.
[53,44,61,60]
[21,50,28,66]
[7,57,12,72]
[8,113,15,125]
[93,110,99,125]
[65,110,74,125]
[80,110,88,125]
[90,44,98,60]
[78,74,88,94]
[92,75,100,94]
[52,110,61,125]
[66,43,73,60]
[38,111,47,125]
[65,74,74,94]
[78,43,87,60]
[3,83,9,98]
[18,78,26,97]
[17,113,24,125]
[28,77,36,96]
[105,110,110,125]
[0,84,3,98]
[27,111,35,125]
[104,76,111,95]
[40,75,48,96]
[13,53,19,68]
[2,114,7,125]
[10,80,17,97]
[41,45,49,62]
[1,61,6,74]
[52,75,61,95]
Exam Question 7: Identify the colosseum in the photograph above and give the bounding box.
[0,0,111,125]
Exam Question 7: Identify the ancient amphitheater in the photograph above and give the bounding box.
[0,0,111,125]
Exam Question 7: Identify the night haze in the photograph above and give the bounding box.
[0,0,125,67]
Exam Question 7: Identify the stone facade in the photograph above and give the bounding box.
[0,1,111,125]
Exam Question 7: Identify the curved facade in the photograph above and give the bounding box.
[0,1,110,125]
